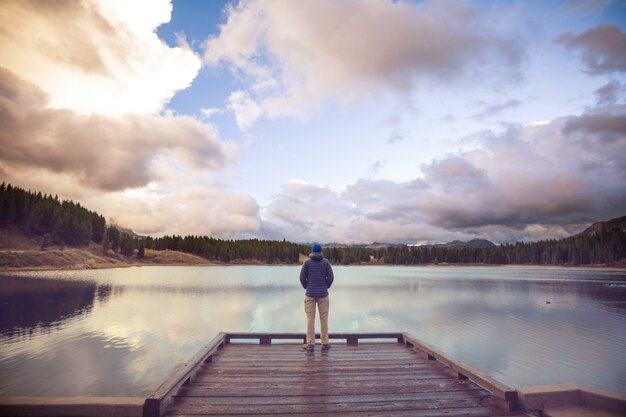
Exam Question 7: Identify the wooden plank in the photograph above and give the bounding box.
[217,343,403,349]
[167,397,493,415]
[0,397,144,417]
[215,349,419,357]
[188,376,461,390]
[211,359,423,367]
[216,352,417,358]
[180,384,474,397]
[205,366,447,377]
[403,332,518,408]
[172,390,486,406]
[193,374,458,386]
[165,406,500,417]
[178,379,478,397]
[200,364,445,373]
[194,371,451,383]
[145,333,226,417]
[224,332,404,344]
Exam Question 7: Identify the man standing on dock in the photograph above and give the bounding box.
[300,243,334,351]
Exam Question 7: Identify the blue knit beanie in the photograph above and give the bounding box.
[312,243,322,253]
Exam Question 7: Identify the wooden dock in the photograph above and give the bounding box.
[147,333,525,417]
[3,332,626,417]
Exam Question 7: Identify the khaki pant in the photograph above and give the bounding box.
[304,295,329,345]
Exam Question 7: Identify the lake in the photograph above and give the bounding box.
[1,265,625,397]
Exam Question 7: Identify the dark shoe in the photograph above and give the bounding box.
[302,344,314,351]
[322,344,331,351]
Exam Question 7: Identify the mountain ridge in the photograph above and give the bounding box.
[577,215,626,237]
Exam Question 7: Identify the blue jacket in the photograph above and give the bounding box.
[300,252,334,298]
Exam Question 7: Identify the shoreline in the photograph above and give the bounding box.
[1,259,624,272]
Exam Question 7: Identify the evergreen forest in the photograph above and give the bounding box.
[1,183,625,266]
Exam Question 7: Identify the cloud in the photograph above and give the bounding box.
[561,0,614,16]
[263,106,626,244]
[0,1,266,239]
[86,185,261,238]
[594,80,623,106]
[204,0,525,126]
[563,104,626,143]
[200,107,222,119]
[556,24,626,75]
[366,160,386,177]
[0,0,201,116]
[0,68,236,192]
[227,90,264,130]
[472,99,521,119]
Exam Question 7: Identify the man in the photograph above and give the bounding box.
[300,243,334,351]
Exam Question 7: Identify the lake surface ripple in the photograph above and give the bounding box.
[1,265,625,396]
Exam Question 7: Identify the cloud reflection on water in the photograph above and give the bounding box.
[1,266,625,396]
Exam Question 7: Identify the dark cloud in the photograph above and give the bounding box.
[556,24,626,74]
[563,105,626,143]
[264,106,626,243]
[0,68,235,192]
[594,80,622,106]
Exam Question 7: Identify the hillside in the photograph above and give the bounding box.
[578,215,626,237]
[0,227,217,270]
[433,239,495,249]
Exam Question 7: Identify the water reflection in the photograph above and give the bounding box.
[0,275,111,338]
[0,266,625,397]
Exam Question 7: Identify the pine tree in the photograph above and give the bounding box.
[137,240,145,258]
[40,233,51,251]
[101,234,110,255]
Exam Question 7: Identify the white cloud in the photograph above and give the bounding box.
[204,0,525,124]
[0,0,201,116]
[201,107,222,119]
[87,185,262,238]
[227,90,264,130]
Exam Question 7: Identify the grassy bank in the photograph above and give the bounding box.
[0,227,217,270]
[0,246,218,270]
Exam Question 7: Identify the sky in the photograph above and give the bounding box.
[1,0,625,245]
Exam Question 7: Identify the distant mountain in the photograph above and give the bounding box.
[325,240,495,249]
[435,239,496,249]
[322,242,396,249]
[114,225,145,239]
[577,215,626,237]
[366,242,396,249]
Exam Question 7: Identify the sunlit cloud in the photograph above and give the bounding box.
[204,0,525,128]
[0,0,201,116]
[0,68,236,192]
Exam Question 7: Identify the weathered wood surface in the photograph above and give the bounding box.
[0,396,144,417]
[165,342,526,417]
[403,333,518,405]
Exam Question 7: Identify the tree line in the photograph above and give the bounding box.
[145,235,308,264]
[0,183,105,246]
[1,182,624,265]
[375,225,626,266]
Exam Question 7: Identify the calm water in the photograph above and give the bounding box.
[1,266,625,396]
